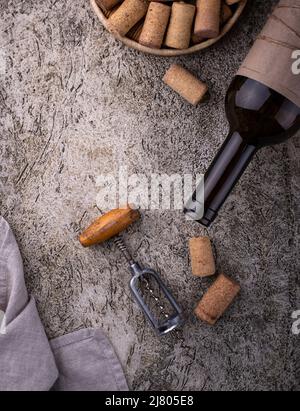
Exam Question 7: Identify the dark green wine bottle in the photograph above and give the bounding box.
[184,1,300,226]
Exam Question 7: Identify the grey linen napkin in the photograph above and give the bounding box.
[0,216,128,391]
[0,216,58,390]
[51,328,129,391]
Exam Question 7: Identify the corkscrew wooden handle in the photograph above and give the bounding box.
[79,206,140,247]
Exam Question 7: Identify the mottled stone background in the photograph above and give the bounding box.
[0,0,299,391]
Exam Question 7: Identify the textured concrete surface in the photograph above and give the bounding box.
[0,0,299,391]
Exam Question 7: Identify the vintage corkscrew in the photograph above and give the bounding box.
[79,207,184,336]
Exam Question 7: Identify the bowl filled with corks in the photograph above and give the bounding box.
[91,0,247,56]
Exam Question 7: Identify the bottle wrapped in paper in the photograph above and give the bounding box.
[238,0,300,108]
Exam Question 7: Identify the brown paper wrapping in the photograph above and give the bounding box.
[238,0,300,108]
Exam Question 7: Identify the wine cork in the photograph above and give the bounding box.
[108,0,149,37]
[189,237,216,277]
[96,0,123,12]
[195,274,240,325]
[194,0,221,41]
[193,1,232,42]
[139,3,171,49]
[165,3,196,50]
[163,64,208,106]
[221,2,233,24]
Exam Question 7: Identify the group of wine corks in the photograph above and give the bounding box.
[189,237,240,325]
[97,0,243,50]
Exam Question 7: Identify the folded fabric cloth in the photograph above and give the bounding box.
[51,328,129,391]
[0,216,128,391]
[0,216,58,390]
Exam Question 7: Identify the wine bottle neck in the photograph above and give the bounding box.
[202,132,257,226]
[185,132,257,227]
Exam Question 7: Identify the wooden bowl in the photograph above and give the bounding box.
[91,0,248,57]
